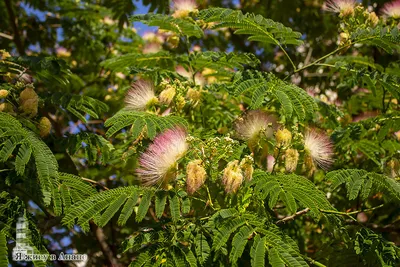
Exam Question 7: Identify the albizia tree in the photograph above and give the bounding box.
[0,0,400,266]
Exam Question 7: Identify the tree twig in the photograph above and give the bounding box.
[81,177,110,190]
[276,208,310,225]
[319,204,385,222]
[4,0,24,55]
[90,222,120,267]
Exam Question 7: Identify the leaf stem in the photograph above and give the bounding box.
[319,204,385,221]
[303,256,327,267]
[276,208,310,225]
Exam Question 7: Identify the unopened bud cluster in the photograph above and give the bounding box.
[38,117,52,137]
[222,156,254,193]
[186,160,207,194]
[19,87,39,118]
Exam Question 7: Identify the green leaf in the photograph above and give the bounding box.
[131,13,203,38]
[195,233,210,265]
[251,235,265,267]
[98,193,127,227]
[155,191,168,219]
[118,189,139,226]
[169,192,181,222]
[199,8,303,47]
[230,225,254,264]
[0,232,9,267]
[136,190,153,222]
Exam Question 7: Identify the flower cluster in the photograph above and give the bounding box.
[234,110,277,142]
[136,127,188,186]
[222,156,254,193]
[382,0,400,19]
[172,0,198,18]
[125,80,157,111]
[304,130,334,170]
[186,160,207,194]
[19,87,39,118]
[324,0,357,17]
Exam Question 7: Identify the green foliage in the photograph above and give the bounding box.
[251,170,334,219]
[65,132,114,165]
[131,13,203,38]
[0,231,8,266]
[48,92,109,122]
[1,55,71,85]
[326,169,400,202]
[0,112,58,205]
[198,8,303,47]
[229,70,318,121]
[354,228,400,266]
[105,109,188,139]
[101,51,175,73]
[351,26,400,54]
[1,1,400,266]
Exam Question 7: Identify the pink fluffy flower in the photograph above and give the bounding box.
[136,127,188,186]
[173,0,197,12]
[125,80,156,111]
[234,110,277,141]
[304,130,334,170]
[382,0,400,18]
[172,0,198,18]
[324,0,356,16]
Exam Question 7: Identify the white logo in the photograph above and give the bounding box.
[12,215,88,264]
[12,216,36,261]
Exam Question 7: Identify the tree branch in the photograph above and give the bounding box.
[4,0,24,55]
[276,208,310,225]
[90,222,120,267]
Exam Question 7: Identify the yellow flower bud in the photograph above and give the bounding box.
[222,160,244,193]
[0,50,11,60]
[368,12,379,26]
[20,88,37,103]
[167,35,180,48]
[175,95,185,110]
[284,149,299,172]
[186,88,201,102]
[20,99,38,118]
[240,156,254,181]
[186,160,207,194]
[275,128,292,147]
[386,159,399,178]
[38,117,52,137]
[19,88,39,118]
[159,86,176,105]
[0,90,8,99]
[0,103,13,112]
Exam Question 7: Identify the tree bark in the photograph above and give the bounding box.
[4,0,24,55]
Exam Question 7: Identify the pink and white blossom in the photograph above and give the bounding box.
[382,0,400,18]
[172,0,198,18]
[173,0,197,12]
[324,0,356,15]
[234,110,277,141]
[304,130,334,170]
[136,127,188,186]
[125,80,156,111]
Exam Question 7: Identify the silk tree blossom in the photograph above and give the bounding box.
[125,80,157,111]
[172,0,198,18]
[222,160,244,193]
[234,110,277,141]
[136,127,188,186]
[176,66,205,87]
[324,0,356,16]
[382,0,400,19]
[304,130,334,170]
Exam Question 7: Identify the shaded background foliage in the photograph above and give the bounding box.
[0,0,399,266]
